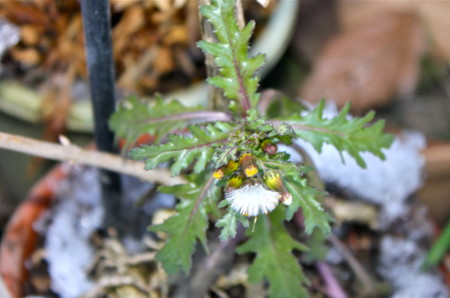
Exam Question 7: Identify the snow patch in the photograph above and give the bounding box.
[378,236,448,298]
[45,167,102,297]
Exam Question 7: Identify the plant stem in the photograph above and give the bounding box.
[138,110,232,125]
[198,0,248,115]
[270,120,347,138]
[198,0,227,111]
[0,131,185,186]
[329,235,377,296]
[316,261,347,298]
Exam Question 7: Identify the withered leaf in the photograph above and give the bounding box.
[301,12,424,113]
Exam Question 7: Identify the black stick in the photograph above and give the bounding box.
[80,0,123,231]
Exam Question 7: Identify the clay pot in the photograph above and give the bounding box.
[0,165,68,297]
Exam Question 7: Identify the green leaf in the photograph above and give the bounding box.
[422,219,450,269]
[216,211,249,241]
[265,94,307,119]
[285,175,331,235]
[282,99,394,168]
[150,177,215,275]
[198,0,266,114]
[302,229,329,263]
[109,95,218,148]
[131,122,235,176]
[237,208,309,298]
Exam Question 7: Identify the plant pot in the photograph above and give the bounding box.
[0,165,68,298]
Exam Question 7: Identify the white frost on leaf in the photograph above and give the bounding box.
[226,183,280,216]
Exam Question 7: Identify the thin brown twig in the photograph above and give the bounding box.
[235,0,245,29]
[0,131,186,185]
[329,235,377,296]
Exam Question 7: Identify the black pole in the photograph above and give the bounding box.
[80,0,123,231]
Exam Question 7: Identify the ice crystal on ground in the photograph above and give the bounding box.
[46,167,102,297]
[378,236,449,298]
[45,167,171,297]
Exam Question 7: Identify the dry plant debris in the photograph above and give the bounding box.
[82,232,168,298]
[301,1,450,113]
[0,0,273,140]
[0,0,273,94]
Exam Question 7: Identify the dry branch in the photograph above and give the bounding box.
[0,131,186,186]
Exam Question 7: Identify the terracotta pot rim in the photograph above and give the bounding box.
[0,165,68,298]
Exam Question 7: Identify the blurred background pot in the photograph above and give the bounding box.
[0,0,299,132]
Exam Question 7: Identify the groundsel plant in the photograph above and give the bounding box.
[110,1,394,297]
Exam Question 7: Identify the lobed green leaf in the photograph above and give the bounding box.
[109,96,210,149]
[131,122,234,176]
[150,178,216,275]
[237,208,309,298]
[282,99,394,168]
[198,0,266,114]
[216,211,249,241]
[284,175,331,235]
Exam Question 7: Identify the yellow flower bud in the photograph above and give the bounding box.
[240,153,258,177]
[226,174,244,191]
[213,160,239,180]
[261,139,277,155]
[263,170,292,206]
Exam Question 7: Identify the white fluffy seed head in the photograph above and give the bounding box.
[225,183,281,216]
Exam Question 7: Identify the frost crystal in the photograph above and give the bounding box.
[378,236,449,298]
[226,183,280,216]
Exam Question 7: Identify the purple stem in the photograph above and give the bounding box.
[316,261,348,298]
[294,210,348,298]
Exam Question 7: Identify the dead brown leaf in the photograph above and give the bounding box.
[418,1,450,61]
[153,46,174,74]
[19,25,41,46]
[9,47,41,66]
[301,12,424,113]
[163,24,188,45]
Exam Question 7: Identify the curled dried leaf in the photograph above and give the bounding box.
[418,2,450,61]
